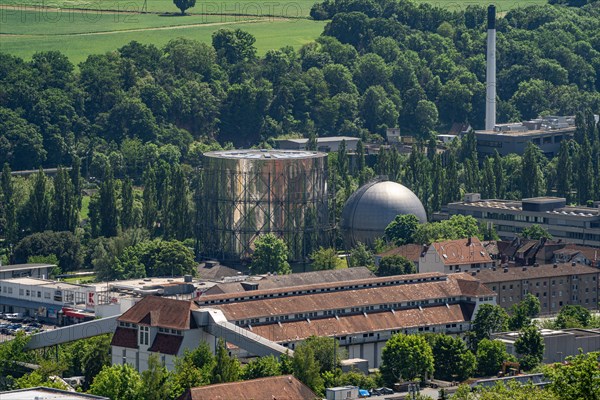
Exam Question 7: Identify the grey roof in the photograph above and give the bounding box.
[197,263,242,281]
[0,263,55,273]
[340,181,427,248]
[203,149,325,160]
[276,136,360,144]
[0,387,108,399]
[203,267,375,295]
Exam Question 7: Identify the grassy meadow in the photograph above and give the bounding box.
[0,0,548,64]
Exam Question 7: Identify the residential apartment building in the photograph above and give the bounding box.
[111,272,496,371]
[473,263,599,314]
[436,194,600,247]
[418,237,495,274]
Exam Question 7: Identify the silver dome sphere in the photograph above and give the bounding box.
[340,180,427,248]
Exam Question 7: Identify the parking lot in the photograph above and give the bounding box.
[0,314,56,343]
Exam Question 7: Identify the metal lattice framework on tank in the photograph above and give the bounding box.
[199,150,329,264]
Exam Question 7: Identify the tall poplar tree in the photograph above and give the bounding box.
[99,169,118,237]
[555,140,572,201]
[52,167,77,232]
[443,151,459,205]
[1,163,17,244]
[431,154,444,212]
[120,178,135,230]
[481,157,496,199]
[493,150,504,198]
[28,168,51,233]
[142,165,158,233]
[574,111,586,145]
[577,137,594,204]
[521,143,545,198]
[70,155,82,210]
[166,166,190,241]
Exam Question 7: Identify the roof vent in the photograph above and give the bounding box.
[533,263,539,267]
[492,267,496,271]
[572,262,577,266]
[522,267,527,271]
[553,264,558,268]
[471,272,477,276]
[503,268,508,273]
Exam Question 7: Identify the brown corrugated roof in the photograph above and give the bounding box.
[250,304,469,342]
[377,244,424,262]
[208,274,493,321]
[198,272,445,304]
[474,263,599,283]
[110,327,138,349]
[179,375,317,400]
[148,334,183,355]
[431,237,492,266]
[118,296,199,330]
[203,267,375,295]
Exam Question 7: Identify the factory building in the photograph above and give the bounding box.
[474,116,577,157]
[493,328,600,364]
[275,136,359,152]
[197,272,495,368]
[107,272,495,371]
[198,150,329,264]
[435,194,600,247]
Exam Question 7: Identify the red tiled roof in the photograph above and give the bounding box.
[110,327,138,349]
[377,244,424,262]
[431,237,492,266]
[250,304,470,342]
[474,263,599,283]
[148,334,183,355]
[208,273,493,321]
[118,296,199,330]
[179,375,317,400]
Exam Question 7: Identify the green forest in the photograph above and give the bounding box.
[1,0,600,272]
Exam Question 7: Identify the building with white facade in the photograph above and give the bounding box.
[0,277,96,324]
[418,237,495,274]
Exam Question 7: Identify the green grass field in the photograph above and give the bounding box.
[1,19,326,63]
[0,0,548,64]
[1,9,254,35]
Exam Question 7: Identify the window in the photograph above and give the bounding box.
[139,326,149,346]
[37,291,41,298]
[44,292,50,299]
[19,289,24,296]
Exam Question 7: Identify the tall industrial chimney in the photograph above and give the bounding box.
[485,4,496,131]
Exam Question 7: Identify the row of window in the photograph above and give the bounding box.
[233,297,472,326]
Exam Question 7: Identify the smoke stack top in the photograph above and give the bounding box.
[487,5,496,30]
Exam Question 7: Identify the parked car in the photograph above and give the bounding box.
[28,322,42,329]
[358,389,371,398]
[378,387,394,395]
